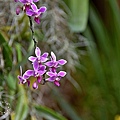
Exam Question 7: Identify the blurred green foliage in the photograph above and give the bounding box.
[1,0,120,120]
[64,0,89,32]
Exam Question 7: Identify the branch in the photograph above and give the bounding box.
[28,16,38,48]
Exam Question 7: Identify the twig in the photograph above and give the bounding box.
[28,16,38,48]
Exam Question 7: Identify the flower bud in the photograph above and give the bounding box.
[16,6,21,15]
[32,81,38,89]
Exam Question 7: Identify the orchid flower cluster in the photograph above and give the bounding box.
[15,0,67,89]
[18,47,67,89]
[15,0,47,24]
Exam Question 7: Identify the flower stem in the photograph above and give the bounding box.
[28,16,38,48]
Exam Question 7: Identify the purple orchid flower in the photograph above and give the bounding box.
[32,60,46,81]
[15,0,39,4]
[15,0,39,13]
[45,52,67,72]
[28,47,48,64]
[21,0,39,11]
[25,60,46,89]
[46,71,66,86]
[17,60,46,89]
[17,66,33,86]
[31,61,46,89]
[26,3,47,24]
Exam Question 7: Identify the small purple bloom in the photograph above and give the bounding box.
[28,47,48,63]
[27,60,46,87]
[26,3,47,24]
[32,60,46,76]
[17,63,46,89]
[15,0,39,13]
[46,71,66,86]
[30,61,46,89]
[45,52,67,72]
[19,0,39,4]
[16,5,21,15]
[32,81,38,89]
[17,66,32,86]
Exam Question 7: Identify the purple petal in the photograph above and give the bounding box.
[41,57,48,62]
[41,53,49,62]
[34,17,40,24]
[14,0,18,2]
[54,81,60,86]
[54,62,59,68]
[33,0,39,2]
[46,72,56,77]
[51,52,56,61]
[40,65,46,71]
[35,47,41,57]
[38,65,46,75]
[41,52,49,58]
[29,0,33,3]
[58,59,67,65]
[17,75,24,82]
[23,74,30,79]
[41,53,48,62]
[49,67,56,73]
[26,9,35,16]
[45,61,54,67]
[38,6,47,13]
[58,71,66,77]
[37,76,42,83]
[46,76,56,82]
[33,60,39,71]
[31,3,38,11]
[32,81,38,89]
[23,70,34,76]
[28,56,36,62]
[19,0,27,3]
[38,70,46,75]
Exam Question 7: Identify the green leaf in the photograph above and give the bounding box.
[0,72,4,86]
[64,0,89,32]
[52,89,82,120]
[15,43,22,62]
[35,105,67,120]
[6,73,16,90]
[2,43,12,71]
[0,32,7,45]
[15,85,28,120]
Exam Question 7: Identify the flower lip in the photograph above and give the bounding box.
[54,81,60,86]
[34,17,40,24]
